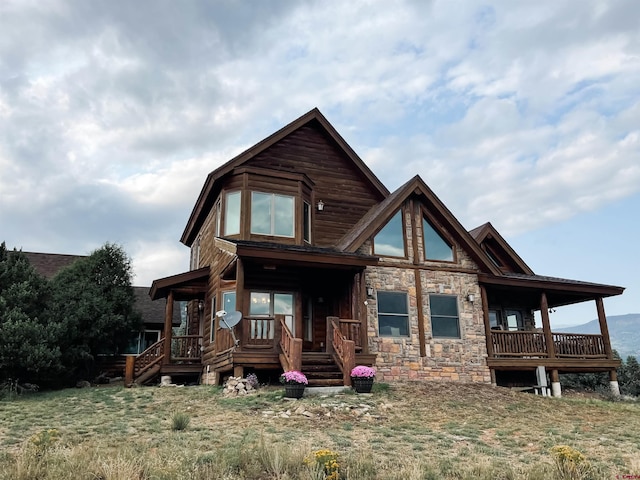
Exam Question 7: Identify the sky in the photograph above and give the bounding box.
[1,0,638,327]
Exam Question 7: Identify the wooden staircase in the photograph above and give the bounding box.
[301,352,344,387]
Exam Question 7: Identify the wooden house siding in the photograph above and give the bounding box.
[244,124,385,247]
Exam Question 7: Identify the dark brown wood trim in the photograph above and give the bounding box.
[236,257,245,347]
[415,269,426,357]
[469,222,534,275]
[596,297,614,359]
[163,291,174,365]
[410,199,420,266]
[358,270,369,354]
[540,292,556,359]
[478,273,624,297]
[234,245,378,268]
[480,285,493,357]
[487,358,621,370]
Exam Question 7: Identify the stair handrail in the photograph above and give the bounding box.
[125,339,165,386]
[330,318,356,386]
[279,317,302,372]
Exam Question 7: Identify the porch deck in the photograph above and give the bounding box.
[487,330,620,372]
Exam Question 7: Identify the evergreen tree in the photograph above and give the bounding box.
[0,243,61,383]
[49,243,141,381]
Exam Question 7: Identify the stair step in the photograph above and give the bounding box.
[307,378,344,387]
[305,371,343,379]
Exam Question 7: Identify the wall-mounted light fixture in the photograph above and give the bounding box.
[198,300,204,311]
[317,200,325,211]
[366,285,375,297]
[466,293,475,303]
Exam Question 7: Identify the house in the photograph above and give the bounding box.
[22,251,180,373]
[141,108,624,396]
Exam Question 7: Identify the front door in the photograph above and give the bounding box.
[302,295,337,352]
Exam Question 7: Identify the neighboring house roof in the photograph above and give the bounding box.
[23,251,85,279]
[181,107,390,247]
[468,222,534,275]
[23,251,172,326]
[336,175,502,275]
[133,286,181,327]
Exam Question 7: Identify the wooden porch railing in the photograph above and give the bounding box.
[126,339,164,385]
[279,317,302,372]
[337,319,363,352]
[490,331,608,359]
[245,317,276,346]
[171,335,203,361]
[553,333,607,358]
[330,318,356,387]
[215,327,235,353]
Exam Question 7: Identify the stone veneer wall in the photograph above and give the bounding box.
[366,267,491,383]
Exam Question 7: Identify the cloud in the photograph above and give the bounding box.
[1,0,639,291]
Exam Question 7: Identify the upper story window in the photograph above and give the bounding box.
[251,192,294,237]
[373,210,405,257]
[423,216,453,262]
[224,191,241,236]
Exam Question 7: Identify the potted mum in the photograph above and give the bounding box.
[280,370,308,398]
[350,365,376,393]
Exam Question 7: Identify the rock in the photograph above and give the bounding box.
[76,380,91,388]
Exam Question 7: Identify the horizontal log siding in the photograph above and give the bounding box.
[244,124,384,246]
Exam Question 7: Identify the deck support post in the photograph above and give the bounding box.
[609,369,620,397]
[489,369,496,386]
[550,369,561,397]
[540,292,556,359]
[163,291,174,365]
[595,297,614,359]
[233,365,244,378]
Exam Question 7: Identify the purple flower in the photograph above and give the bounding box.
[350,365,376,378]
[280,370,308,385]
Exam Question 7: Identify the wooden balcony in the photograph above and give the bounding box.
[487,330,618,372]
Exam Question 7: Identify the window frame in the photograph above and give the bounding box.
[210,296,217,344]
[376,290,410,337]
[250,191,295,238]
[372,209,408,258]
[224,191,242,236]
[249,290,295,338]
[303,201,312,244]
[429,294,461,339]
[421,209,456,263]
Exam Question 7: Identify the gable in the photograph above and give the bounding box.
[338,175,501,275]
[469,222,533,275]
[181,108,388,247]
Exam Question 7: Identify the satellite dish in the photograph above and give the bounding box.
[220,311,242,329]
[217,310,242,347]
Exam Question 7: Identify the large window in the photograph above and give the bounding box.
[429,295,460,338]
[377,291,409,337]
[249,291,294,337]
[251,192,294,237]
[374,210,405,257]
[224,191,241,236]
[423,217,453,261]
[122,330,161,355]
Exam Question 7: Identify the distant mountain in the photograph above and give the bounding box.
[560,313,640,360]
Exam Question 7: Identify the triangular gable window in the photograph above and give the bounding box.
[423,216,453,261]
[373,210,406,257]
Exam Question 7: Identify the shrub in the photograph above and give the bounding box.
[305,449,340,480]
[171,412,190,431]
[550,445,593,480]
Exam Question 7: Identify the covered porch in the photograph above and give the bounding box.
[206,240,379,386]
[479,273,624,396]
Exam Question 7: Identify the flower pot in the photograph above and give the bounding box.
[351,377,374,393]
[284,383,306,399]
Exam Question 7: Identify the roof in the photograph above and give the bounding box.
[180,108,390,246]
[219,238,379,269]
[23,251,85,279]
[336,175,501,275]
[468,222,534,274]
[149,267,210,301]
[133,287,181,327]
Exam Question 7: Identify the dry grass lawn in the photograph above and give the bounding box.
[1,381,639,479]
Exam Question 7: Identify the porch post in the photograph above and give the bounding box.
[235,257,245,347]
[480,285,493,359]
[609,369,621,397]
[540,292,556,359]
[550,369,561,397]
[163,291,174,365]
[595,297,614,359]
[358,270,369,354]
